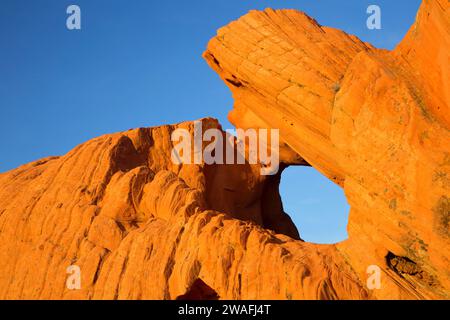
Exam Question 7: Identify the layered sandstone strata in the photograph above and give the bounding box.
[0,0,448,299]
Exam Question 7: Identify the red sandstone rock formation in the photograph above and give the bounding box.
[0,0,448,299]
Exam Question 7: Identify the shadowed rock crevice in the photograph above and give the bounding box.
[176,279,220,300]
[386,252,438,288]
[260,165,301,240]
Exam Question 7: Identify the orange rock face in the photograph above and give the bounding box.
[0,0,448,299]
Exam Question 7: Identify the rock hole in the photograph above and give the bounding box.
[279,166,350,244]
[385,251,437,287]
[225,78,244,88]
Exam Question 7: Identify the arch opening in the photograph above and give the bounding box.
[279,166,350,244]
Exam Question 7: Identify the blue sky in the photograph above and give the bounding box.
[0,0,421,243]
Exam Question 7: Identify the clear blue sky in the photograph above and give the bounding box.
[0,0,421,243]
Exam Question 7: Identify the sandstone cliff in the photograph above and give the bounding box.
[0,0,448,299]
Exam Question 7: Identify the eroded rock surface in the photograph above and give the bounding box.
[0,0,448,299]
